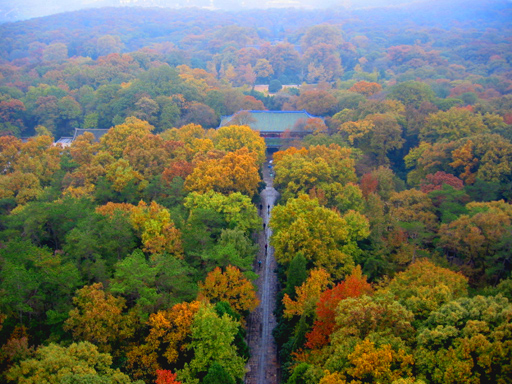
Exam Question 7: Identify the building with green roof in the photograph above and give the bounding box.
[219,110,323,149]
[73,128,109,142]
[55,128,110,147]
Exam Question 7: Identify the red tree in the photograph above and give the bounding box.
[360,173,378,198]
[155,370,181,384]
[420,171,464,193]
[305,266,372,349]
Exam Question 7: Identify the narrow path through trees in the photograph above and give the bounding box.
[245,161,280,384]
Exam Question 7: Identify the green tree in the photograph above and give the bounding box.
[184,190,261,234]
[6,342,142,384]
[388,81,435,109]
[178,305,246,384]
[203,362,235,384]
[204,228,258,276]
[110,250,159,320]
[269,79,283,93]
[285,253,308,299]
[0,240,80,332]
[420,107,488,143]
[415,295,512,384]
[63,211,137,282]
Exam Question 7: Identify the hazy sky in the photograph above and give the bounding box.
[0,0,416,22]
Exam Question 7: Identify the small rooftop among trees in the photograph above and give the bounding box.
[220,110,325,148]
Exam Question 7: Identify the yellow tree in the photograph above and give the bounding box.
[0,136,22,174]
[64,150,115,198]
[184,190,261,234]
[387,189,439,252]
[64,283,133,353]
[197,266,259,315]
[122,133,171,178]
[415,295,512,384]
[184,148,261,197]
[7,342,139,384]
[348,81,383,97]
[131,201,183,256]
[449,139,478,184]
[69,131,99,166]
[0,135,61,205]
[438,200,512,283]
[381,259,468,321]
[420,107,488,143]
[105,158,147,193]
[270,195,369,279]
[283,268,331,319]
[347,339,414,383]
[14,135,61,185]
[0,171,42,205]
[126,301,201,381]
[100,116,154,159]
[96,201,183,257]
[321,295,415,381]
[161,124,214,161]
[273,144,357,202]
[212,125,266,165]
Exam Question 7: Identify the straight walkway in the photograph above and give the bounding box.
[245,160,280,384]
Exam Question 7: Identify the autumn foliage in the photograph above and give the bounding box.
[155,370,181,384]
[198,266,259,315]
[305,266,373,349]
[349,81,383,97]
[1,5,512,384]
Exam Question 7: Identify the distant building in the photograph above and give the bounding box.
[219,110,322,149]
[55,128,109,147]
[73,129,109,142]
[54,137,73,147]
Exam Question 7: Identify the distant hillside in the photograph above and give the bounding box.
[0,0,510,62]
[1,0,510,23]
[0,0,383,23]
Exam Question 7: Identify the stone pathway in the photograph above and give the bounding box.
[245,160,280,384]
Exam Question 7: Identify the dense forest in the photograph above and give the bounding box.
[1,2,512,383]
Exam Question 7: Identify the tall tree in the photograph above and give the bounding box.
[305,266,373,349]
[382,259,468,321]
[178,304,246,384]
[213,125,266,165]
[7,342,141,384]
[184,148,261,197]
[197,266,259,315]
[64,283,134,353]
[270,195,369,279]
[415,295,512,384]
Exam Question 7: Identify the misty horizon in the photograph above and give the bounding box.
[0,0,494,23]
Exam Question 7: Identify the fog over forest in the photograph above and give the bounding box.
[0,0,505,22]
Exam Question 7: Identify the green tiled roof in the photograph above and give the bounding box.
[219,110,322,133]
